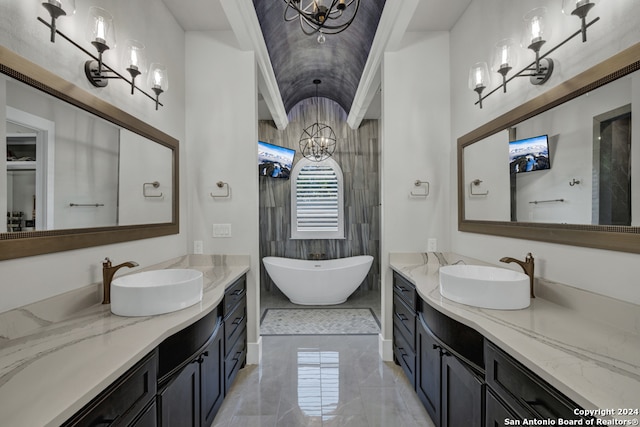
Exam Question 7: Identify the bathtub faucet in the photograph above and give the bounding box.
[308,253,326,260]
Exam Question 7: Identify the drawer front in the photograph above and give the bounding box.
[224,297,247,357]
[485,341,587,421]
[223,276,246,318]
[393,272,417,311]
[63,350,158,427]
[393,293,416,350]
[224,330,247,393]
[393,324,416,387]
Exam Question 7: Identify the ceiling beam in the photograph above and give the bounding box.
[221,0,289,130]
[347,0,420,129]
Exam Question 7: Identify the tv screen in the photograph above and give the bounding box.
[509,134,550,174]
[258,141,295,179]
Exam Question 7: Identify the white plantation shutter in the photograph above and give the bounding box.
[291,158,345,239]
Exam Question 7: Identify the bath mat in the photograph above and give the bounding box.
[260,308,380,335]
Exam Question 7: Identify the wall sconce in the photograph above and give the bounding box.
[149,63,168,111]
[470,4,599,108]
[41,0,76,43]
[492,39,517,93]
[468,62,490,109]
[563,0,597,42]
[38,4,166,109]
[122,40,146,95]
[84,7,116,88]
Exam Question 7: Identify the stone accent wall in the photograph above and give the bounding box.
[259,97,380,293]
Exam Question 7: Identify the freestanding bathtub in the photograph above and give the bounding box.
[262,255,374,305]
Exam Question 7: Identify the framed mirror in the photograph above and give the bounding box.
[458,42,640,254]
[0,45,179,260]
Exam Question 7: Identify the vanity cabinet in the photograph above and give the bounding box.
[485,340,591,423]
[416,302,485,427]
[223,275,247,393]
[157,307,225,427]
[392,272,417,387]
[62,349,158,427]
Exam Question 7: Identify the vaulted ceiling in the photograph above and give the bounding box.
[252,0,386,115]
[162,0,472,125]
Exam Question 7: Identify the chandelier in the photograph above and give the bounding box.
[299,80,337,162]
[283,0,360,36]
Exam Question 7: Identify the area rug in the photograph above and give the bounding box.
[260,308,380,335]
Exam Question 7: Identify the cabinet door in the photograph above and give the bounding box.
[416,316,441,427]
[200,326,224,427]
[486,388,520,427]
[441,351,484,427]
[159,361,200,427]
[130,401,157,427]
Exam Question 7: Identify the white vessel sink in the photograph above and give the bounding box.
[439,265,530,310]
[111,269,203,316]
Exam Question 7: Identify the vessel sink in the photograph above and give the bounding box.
[439,265,530,310]
[111,269,204,316]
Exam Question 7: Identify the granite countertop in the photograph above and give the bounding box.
[390,252,640,419]
[0,255,250,427]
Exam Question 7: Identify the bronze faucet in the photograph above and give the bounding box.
[102,257,139,304]
[499,252,535,298]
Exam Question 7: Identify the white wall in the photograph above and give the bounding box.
[450,0,640,304]
[185,31,260,363]
[0,0,186,313]
[380,32,451,358]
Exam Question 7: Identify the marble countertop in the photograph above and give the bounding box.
[0,255,250,427]
[390,252,640,418]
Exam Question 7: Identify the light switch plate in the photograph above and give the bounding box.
[212,224,232,238]
[427,238,437,252]
[193,240,203,254]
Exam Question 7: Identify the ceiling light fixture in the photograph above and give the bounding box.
[283,0,360,36]
[38,4,167,109]
[299,79,337,162]
[470,2,599,108]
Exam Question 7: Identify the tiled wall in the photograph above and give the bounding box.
[258,97,380,293]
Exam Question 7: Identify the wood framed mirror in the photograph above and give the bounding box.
[458,42,640,254]
[0,45,179,260]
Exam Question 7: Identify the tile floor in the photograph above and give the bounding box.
[212,335,434,427]
[213,290,433,426]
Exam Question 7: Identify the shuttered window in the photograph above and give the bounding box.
[291,157,345,239]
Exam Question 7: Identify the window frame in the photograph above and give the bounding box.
[290,157,345,240]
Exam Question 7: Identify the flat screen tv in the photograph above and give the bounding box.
[508,134,550,174]
[258,141,295,179]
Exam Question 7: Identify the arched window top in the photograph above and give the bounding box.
[291,157,345,240]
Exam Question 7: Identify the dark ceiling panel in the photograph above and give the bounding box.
[253,0,386,115]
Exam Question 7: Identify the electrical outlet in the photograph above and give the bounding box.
[212,224,232,238]
[427,238,437,252]
[193,240,203,254]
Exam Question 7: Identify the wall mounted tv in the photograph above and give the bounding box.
[508,134,551,174]
[258,141,295,179]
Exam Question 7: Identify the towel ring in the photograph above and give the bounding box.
[410,180,430,197]
[143,181,163,198]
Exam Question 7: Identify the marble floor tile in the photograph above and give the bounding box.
[213,335,433,427]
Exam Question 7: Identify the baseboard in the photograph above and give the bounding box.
[246,336,262,365]
[379,333,393,361]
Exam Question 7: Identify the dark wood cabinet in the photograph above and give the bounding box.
[416,308,484,427]
[486,388,520,427]
[158,361,199,427]
[416,315,441,426]
[441,348,484,427]
[485,340,591,423]
[62,349,158,427]
[130,401,157,427]
[158,311,225,427]
[200,326,224,427]
[223,275,247,393]
[393,272,417,387]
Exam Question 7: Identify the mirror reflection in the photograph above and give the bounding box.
[2,75,172,233]
[464,70,638,227]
